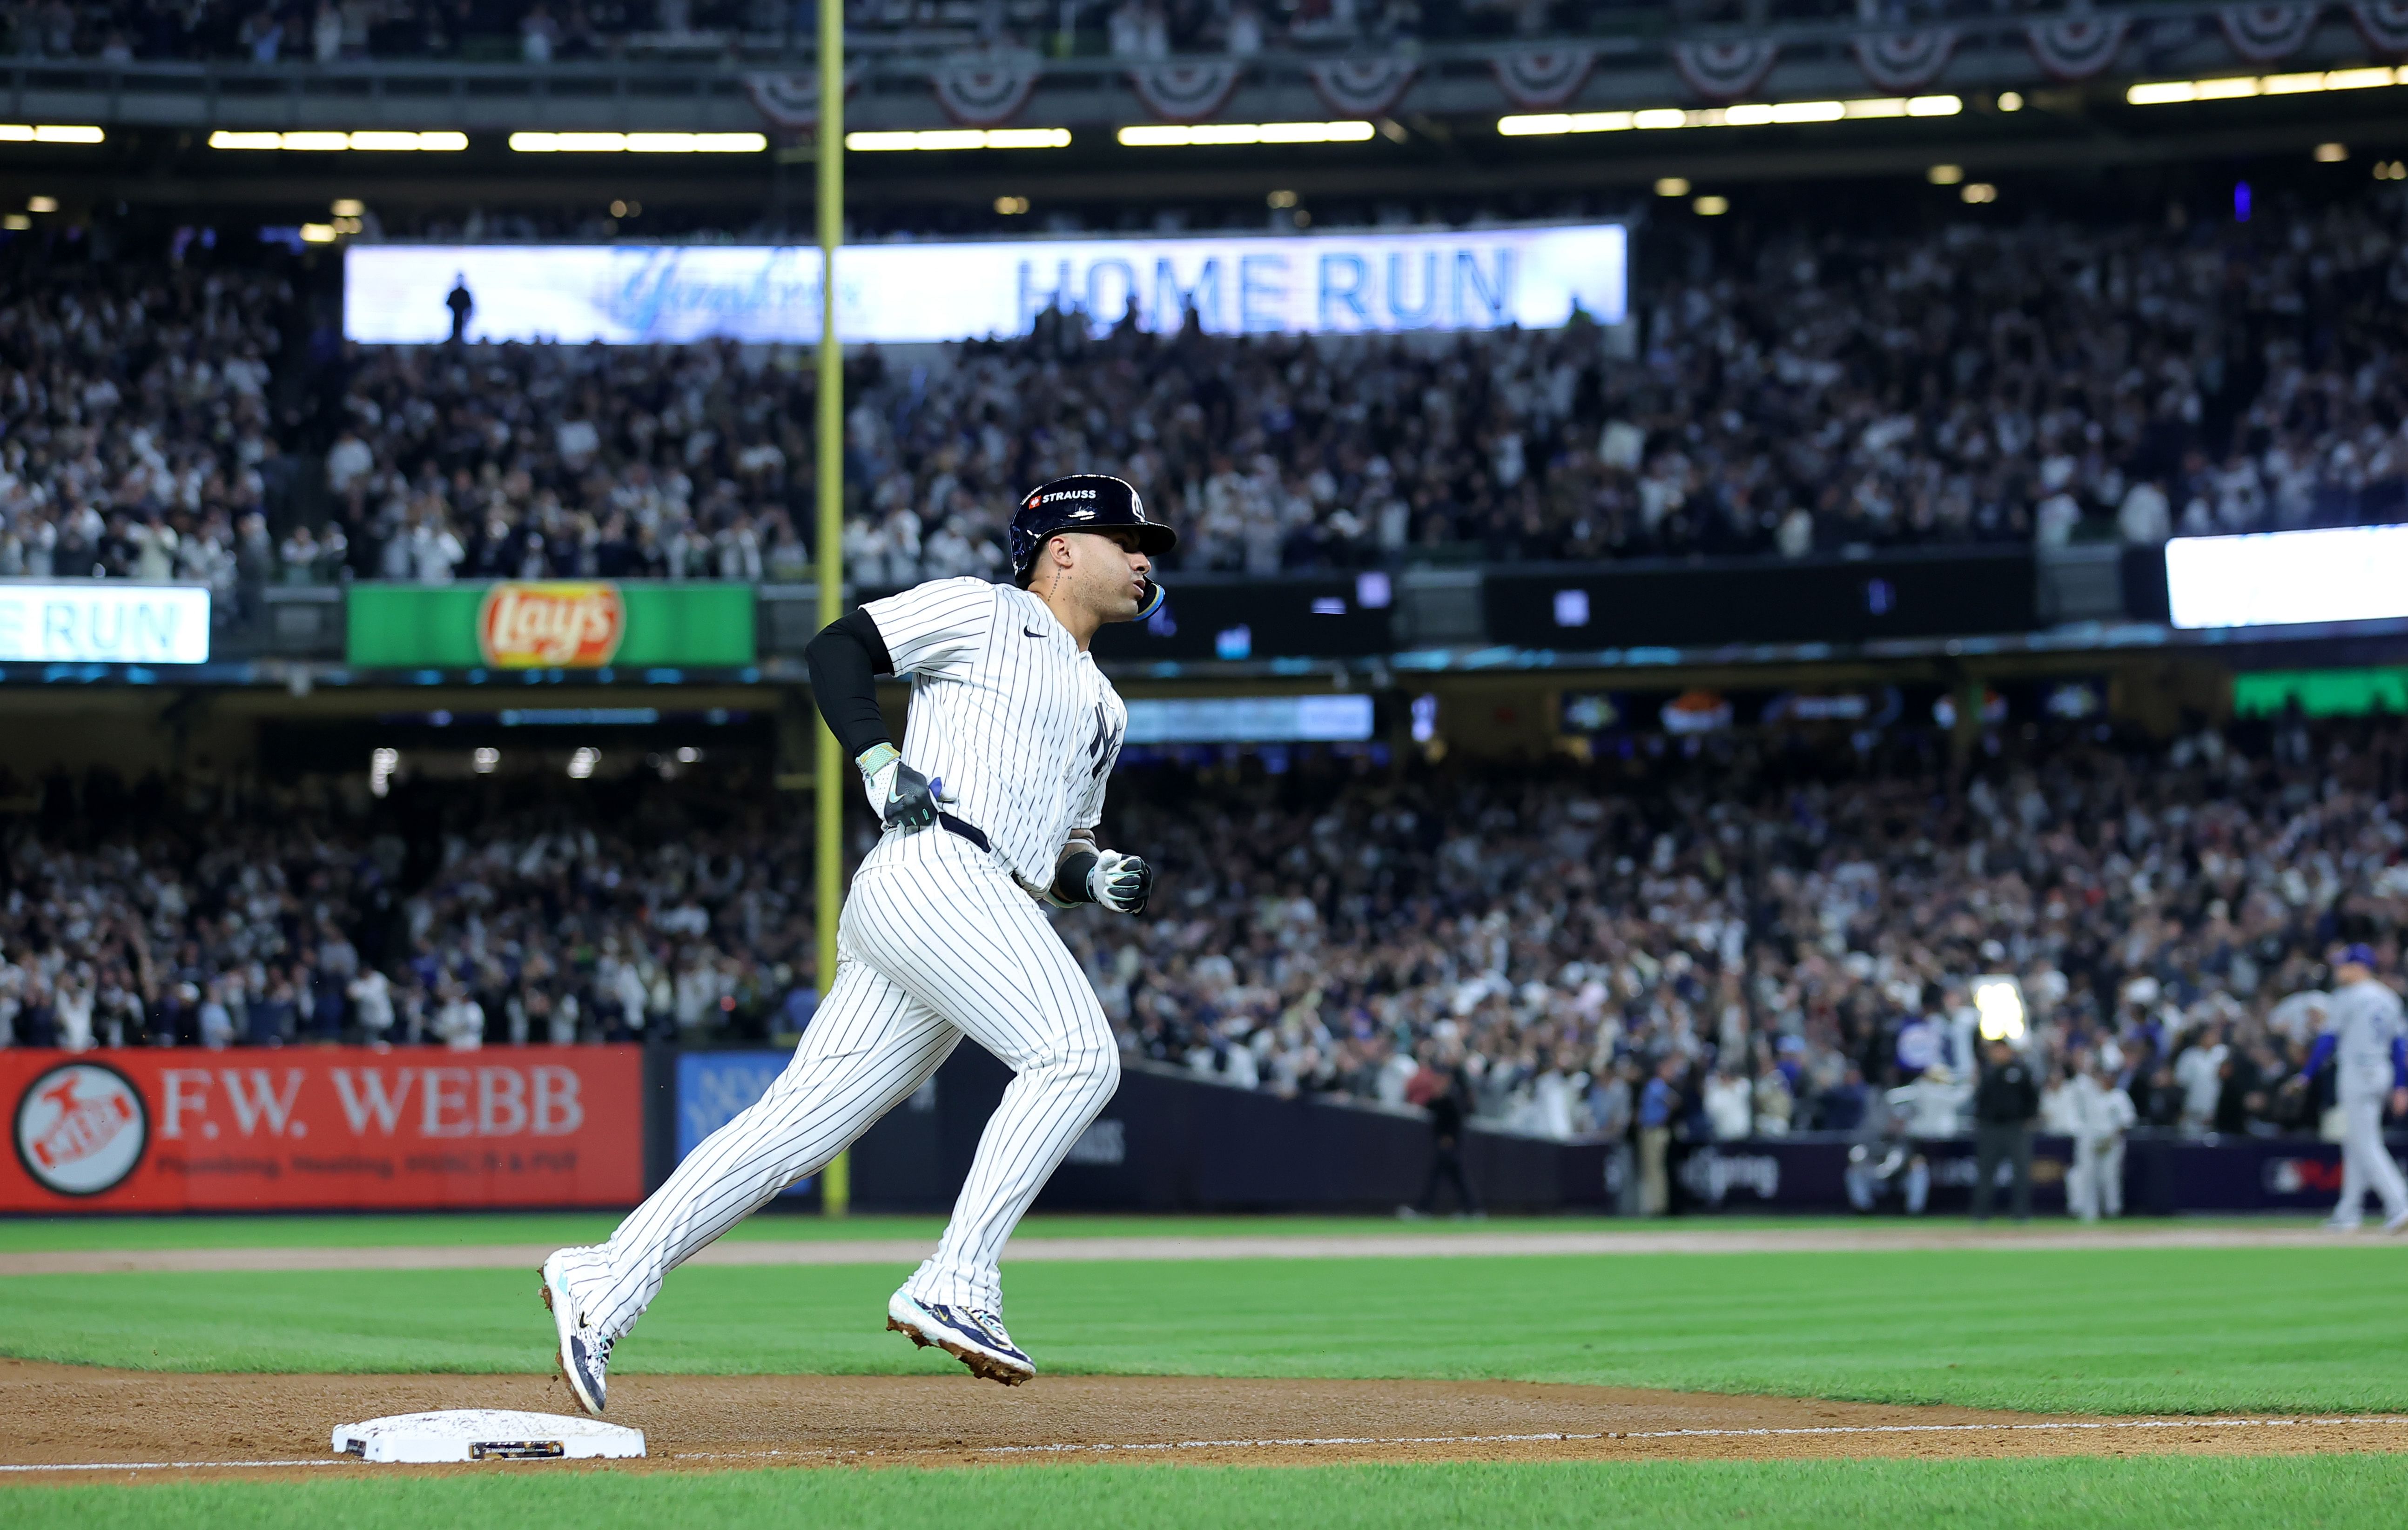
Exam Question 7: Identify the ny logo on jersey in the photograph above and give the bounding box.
[1087,704,1118,780]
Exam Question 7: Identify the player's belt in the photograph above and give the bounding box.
[937,812,1050,899]
[937,812,990,852]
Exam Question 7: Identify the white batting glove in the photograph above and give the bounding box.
[1087,849,1154,915]
[855,743,950,831]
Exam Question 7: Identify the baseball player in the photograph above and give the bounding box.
[2297,944,2408,1234]
[538,474,1173,1412]
[2063,1052,2136,1223]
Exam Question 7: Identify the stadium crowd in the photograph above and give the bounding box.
[0,260,298,616]
[4,0,1898,64]
[6,181,2403,598]
[3,712,2403,1155]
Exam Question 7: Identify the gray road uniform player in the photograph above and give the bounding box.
[2300,945,2408,1233]
[539,475,1175,1409]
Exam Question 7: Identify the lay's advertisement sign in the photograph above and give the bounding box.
[348,581,754,671]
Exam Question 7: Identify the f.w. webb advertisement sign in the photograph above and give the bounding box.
[3,1047,642,1211]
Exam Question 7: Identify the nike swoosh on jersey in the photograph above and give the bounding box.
[1022,626,1046,638]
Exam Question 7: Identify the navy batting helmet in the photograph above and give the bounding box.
[1009,474,1177,618]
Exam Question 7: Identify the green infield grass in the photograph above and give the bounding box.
[0,1210,2332,1255]
[0,1211,1659,1253]
[4,1245,2404,1415]
[9,1457,2407,1530]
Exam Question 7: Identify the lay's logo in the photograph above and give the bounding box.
[477,582,626,669]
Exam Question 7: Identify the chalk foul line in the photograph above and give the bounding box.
[975,1416,2408,1455]
[0,1459,346,1474]
[5,1415,2405,1474]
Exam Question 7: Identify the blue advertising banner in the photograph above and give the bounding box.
[673,1050,809,1197]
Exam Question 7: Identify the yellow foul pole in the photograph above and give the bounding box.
[814,0,850,1218]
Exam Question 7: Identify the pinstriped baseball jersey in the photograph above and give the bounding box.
[862,577,1126,887]
[541,575,1140,1371]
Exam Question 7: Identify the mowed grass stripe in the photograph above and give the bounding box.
[8,1457,2408,1530]
[0,1213,1661,1254]
[0,1212,2339,1256]
[4,1247,2404,1414]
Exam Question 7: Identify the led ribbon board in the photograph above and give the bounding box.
[0,584,209,664]
[343,225,1628,345]
[2166,526,2408,630]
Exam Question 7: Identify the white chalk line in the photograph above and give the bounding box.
[975,1415,2408,1456]
[8,1415,2407,1475]
[0,1459,346,1475]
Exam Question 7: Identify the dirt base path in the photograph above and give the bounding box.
[3,1361,2403,1481]
[6,1223,2397,1278]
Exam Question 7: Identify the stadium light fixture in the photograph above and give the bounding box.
[300,223,338,243]
[1973,975,2027,1042]
[1996,91,2024,111]
[567,746,600,780]
[1499,95,1958,137]
[369,747,399,799]
[2315,141,2348,162]
[2,215,27,230]
[0,124,104,143]
[1927,163,1964,185]
[993,195,1030,214]
[1117,121,1375,147]
[330,198,365,216]
[1693,194,1729,215]
[25,196,56,213]
[208,130,466,151]
[846,128,1069,151]
[473,747,499,773]
[507,132,766,153]
[2125,66,2405,105]
[1654,176,1688,196]
[1961,182,1998,204]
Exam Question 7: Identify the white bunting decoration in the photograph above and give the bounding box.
[2347,0,2408,50]
[1127,60,1246,123]
[2024,15,2131,80]
[1306,56,1419,118]
[741,67,861,131]
[930,49,1044,127]
[1850,28,1958,93]
[1669,39,1782,102]
[1491,47,1598,110]
[2218,3,2324,61]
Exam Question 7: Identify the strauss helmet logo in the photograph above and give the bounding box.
[14,1062,148,1197]
[478,582,628,669]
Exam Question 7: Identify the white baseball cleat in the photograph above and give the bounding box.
[541,1251,612,1416]
[887,1290,1035,1386]
[2383,1210,2408,1235]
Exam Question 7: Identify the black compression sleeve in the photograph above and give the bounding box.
[1051,847,1099,905]
[804,608,897,762]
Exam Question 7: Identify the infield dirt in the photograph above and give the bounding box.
[4,1360,2403,1480]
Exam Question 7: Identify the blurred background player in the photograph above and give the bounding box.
[1399,1042,1479,1221]
[1847,1064,1957,1215]
[2064,1051,2137,1224]
[2294,945,2408,1234]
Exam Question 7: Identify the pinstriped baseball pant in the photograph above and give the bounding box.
[556,828,1121,1341]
